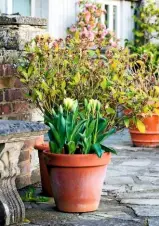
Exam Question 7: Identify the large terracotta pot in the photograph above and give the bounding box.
[130,114,159,147]
[34,143,53,197]
[44,151,111,213]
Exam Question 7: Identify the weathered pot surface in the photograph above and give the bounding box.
[44,151,111,213]
[34,143,53,197]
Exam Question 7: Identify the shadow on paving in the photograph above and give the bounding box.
[25,203,146,226]
[26,219,146,226]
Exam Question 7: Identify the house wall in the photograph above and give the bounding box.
[0,16,47,188]
[0,0,6,13]
[48,0,77,38]
[120,0,134,44]
[48,0,134,45]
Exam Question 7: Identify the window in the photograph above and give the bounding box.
[103,1,121,38]
[0,0,6,14]
[96,0,134,46]
[0,0,48,18]
[34,0,48,19]
[105,5,109,27]
[13,0,31,16]
[113,5,117,34]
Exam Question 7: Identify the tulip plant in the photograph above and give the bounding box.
[45,98,116,157]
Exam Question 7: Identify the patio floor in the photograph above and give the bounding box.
[24,129,159,226]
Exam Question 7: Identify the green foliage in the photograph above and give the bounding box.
[18,35,159,134]
[17,1,125,132]
[18,0,159,135]
[132,0,159,47]
[119,51,159,132]
[45,98,117,157]
[123,1,159,132]
[21,187,49,203]
[18,33,130,130]
[125,42,159,73]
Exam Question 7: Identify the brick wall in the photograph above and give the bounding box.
[0,16,47,188]
[0,64,30,120]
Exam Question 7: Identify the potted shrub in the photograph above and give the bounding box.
[120,50,159,147]
[17,0,130,197]
[40,98,116,212]
[18,32,131,195]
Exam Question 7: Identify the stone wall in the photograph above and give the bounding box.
[0,15,47,188]
[0,16,46,120]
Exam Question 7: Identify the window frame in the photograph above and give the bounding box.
[4,0,35,16]
[96,0,121,39]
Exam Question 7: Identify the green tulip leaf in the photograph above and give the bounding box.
[91,143,104,158]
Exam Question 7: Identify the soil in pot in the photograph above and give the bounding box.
[34,143,53,197]
[130,114,159,147]
[44,152,111,213]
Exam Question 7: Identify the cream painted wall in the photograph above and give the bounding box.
[0,0,6,14]
[120,0,134,45]
[48,0,77,38]
[48,0,134,45]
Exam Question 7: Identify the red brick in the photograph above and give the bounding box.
[7,112,32,120]
[19,149,30,162]
[0,77,15,89]
[0,103,12,115]
[18,159,31,176]
[0,91,3,102]
[23,136,44,149]
[5,89,24,101]
[0,64,17,77]
[14,78,24,88]
[12,102,29,113]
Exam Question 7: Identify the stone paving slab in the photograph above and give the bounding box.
[121,160,151,167]
[129,185,159,192]
[148,218,159,226]
[130,205,159,217]
[121,199,159,205]
[102,185,127,194]
[106,176,135,185]
[118,191,159,199]
[79,211,136,221]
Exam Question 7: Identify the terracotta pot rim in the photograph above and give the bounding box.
[34,143,50,151]
[138,114,159,117]
[43,151,110,157]
[124,110,159,117]
[129,129,159,134]
[44,151,111,167]
[131,139,159,143]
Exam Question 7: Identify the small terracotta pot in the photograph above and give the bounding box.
[44,152,111,213]
[34,143,53,197]
[130,114,159,147]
